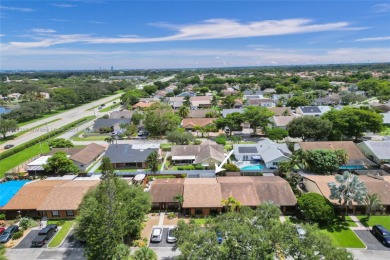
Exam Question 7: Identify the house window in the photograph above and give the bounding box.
[52,211,59,217]
[273,162,279,166]
[66,210,74,217]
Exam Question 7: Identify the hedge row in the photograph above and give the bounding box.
[0,116,94,161]
[176,164,205,170]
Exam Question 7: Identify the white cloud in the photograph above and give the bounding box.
[355,36,390,42]
[0,34,4,37]
[51,3,76,8]
[32,28,57,34]
[0,5,34,12]
[371,3,390,13]
[88,20,105,24]
[1,18,363,49]
[50,19,70,22]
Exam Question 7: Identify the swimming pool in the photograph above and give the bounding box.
[0,180,30,207]
[241,165,264,171]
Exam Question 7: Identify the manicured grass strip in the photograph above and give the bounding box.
[381,126,390,136]
[17,109,67,127]
[357,215,390,230]
[0,119,61,145]
[345,216,358,227]
[0,142,50,177]
[319,227,365,248]
[48,221,74,248]
[100,103,120,112]
[71,134,110,141]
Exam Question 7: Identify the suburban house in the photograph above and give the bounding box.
[68,143,106,172]
[92,118,130,133]
[150,178,184,210]
[222,89,239,96]
[181,118,217,130]
[190,96,212,109]
[302,174,390,213]
[382,113,390,125]
[166,97,184,109]
[104,143,160,169]
[222,108,244,118]
[299,141,376,170]
[243,90,263,97]
[313,94,341,106]
[272,115,296,129]
[171,140,225,167]
[180,176,296,216]
[131,101,155,110]
[268,107,293,116]
[244,94,264,100]
[109,109,133,119]
[358,141,390,165]
[248,98,275,107]
[233,139,292,169]
[1,178,100,218]
[263,88,277,95]
[295,106,331,117]
[187,109,215,118]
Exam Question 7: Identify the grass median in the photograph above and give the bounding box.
[47,220,74,248]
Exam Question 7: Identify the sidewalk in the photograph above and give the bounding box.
[348,215,370,231]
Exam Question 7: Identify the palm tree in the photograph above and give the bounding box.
[173,194,184,212]
[104,136,115,144]
[365,193,382,220]
[146,151,159,174]
[183,96,191,107]
[328,171,367,221]
[221,196,241,212]
[193,125,201,137]
[178,105,190,118]
[133,246,157,260]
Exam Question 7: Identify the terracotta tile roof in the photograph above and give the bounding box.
[132,101,155,109]
[183,178,222,208]
[37,180,100,211]
[70,143,106,165]
[1,180,71,210]
[47,148,82,156]
[150,179,184,203]
[181,118,217,128]
[188,109,214,118]
[268,107,293,116]
[299,141,375,166]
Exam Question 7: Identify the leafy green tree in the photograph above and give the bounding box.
[178,105,190,118]
[222,95,236,108]
[0,118,18,139]
[243,106,274,134]
[183,96,191,107]
[286,96,310,109]
[113,244,131,260]
[133,246,157,260]
[43,151,79,175]
[121,89,147,107]
[166,130,194,145]
[211,95,218,107]
[322,107,383,141]
[266,128,288,140]
[0,244,6,260]
[131,111,144,125]
[75,158,151,260]
[298,193,335,224]
[51,88,78,108]
[328,171,367,220]
[144,103,181,136]
[143,85,157,95]
[173,194,184,211]
[104,136,116,144]
[215,112,245,135]
[124,124,138,138]
[223,163,240,172]
[48,138,74,148]
[365,193,382,220]
[287,116,332,141]
[340,92,365,105]
[146,151,159,174]
[215,134,227,145]
[305,149,348,175]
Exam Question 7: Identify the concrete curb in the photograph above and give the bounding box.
[47,223,74,249]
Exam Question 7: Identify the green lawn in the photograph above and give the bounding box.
[0,142,50,178]
[357,215,390,230]
[17,109,67,127]
[71,134,110,141]
[47,220,74,248]
[193,217,213,225]
[381,126,390,136]
[100,103,120,112]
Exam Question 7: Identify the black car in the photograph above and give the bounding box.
[31,224,58,247]
[0,225,19,244]
[4,144,14,149]
[372,225,390,246]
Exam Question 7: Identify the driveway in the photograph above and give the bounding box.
[59,230,84,248]
[354,230,390,251]
[149,228,176,248]
[13,229,55,249]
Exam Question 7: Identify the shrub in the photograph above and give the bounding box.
[0,214,5,220]
[162,146,171,152]
[192,139,202,145]
[297,193,335,224]
[224,163,240,172]
[12,230,23,240]
[215,134,227,145]
[194,164,204,170]
[19,217,30,230]
[168,212,176,219]
[177,165,195,170]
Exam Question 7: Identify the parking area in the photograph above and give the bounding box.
[354,230,390,251]
[149,228,176,248]
[13,230,55,249]
[59,231,84,248]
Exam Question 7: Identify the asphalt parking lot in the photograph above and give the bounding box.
[60,230,84,248]
[149,228,176,248]
[354,230,390,251]
[14,230,54,249]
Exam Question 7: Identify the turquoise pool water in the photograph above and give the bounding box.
[241,165,264,171]
[0,180,30,207]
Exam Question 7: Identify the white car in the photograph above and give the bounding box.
[150,228,162,243]
[295,224,306,239]
[166,227,177,243]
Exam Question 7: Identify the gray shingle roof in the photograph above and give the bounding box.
[360,141,390,160]
[104,144,158,163]
[92,119,130,131]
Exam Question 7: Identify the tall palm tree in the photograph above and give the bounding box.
[328,171,367,221]
[221,196,241,212]
[133,246,157,260]
[183,96,191,107]
[178,105,190,118]
[173,194,184,212]
[365,193,382,220]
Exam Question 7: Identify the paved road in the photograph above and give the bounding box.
[354,230,390,251]
[6,248,86,260]
[0,94,122,152]
[348,249,390,260]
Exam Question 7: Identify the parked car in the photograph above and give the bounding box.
[150,228,163,243]
[0,225,19,243]
[0,227,5,235]
[31,224,58,247]
[295,224,306,239]
[138,131,144,136]
[166,227,177,243]
[4,144,14,149]
[372,225,390,246]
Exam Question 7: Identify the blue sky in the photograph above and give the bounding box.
[1,0,390,70]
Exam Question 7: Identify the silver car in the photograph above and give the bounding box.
[150,228,163,243]
[166,227,177,243]
[296,224,306,239]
